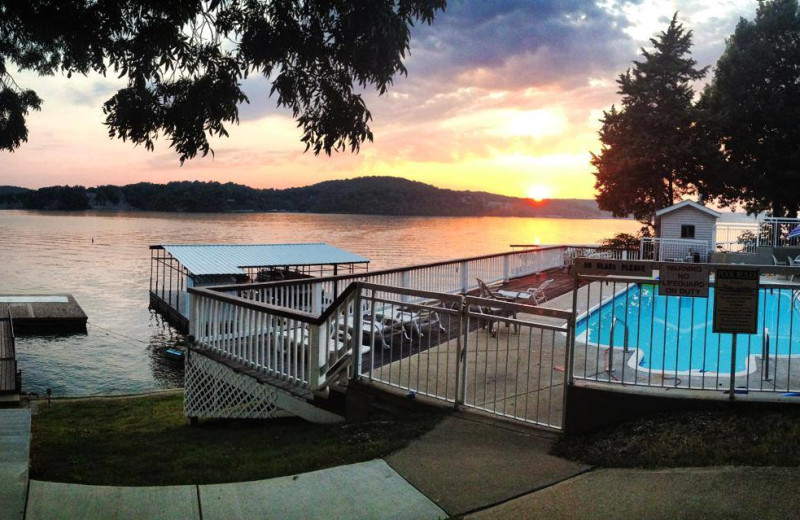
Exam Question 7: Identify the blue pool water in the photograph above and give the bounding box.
[575,285,800,375]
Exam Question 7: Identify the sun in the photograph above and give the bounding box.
[526,185,552,202]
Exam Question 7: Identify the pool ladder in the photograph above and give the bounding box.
[606,317,630,375]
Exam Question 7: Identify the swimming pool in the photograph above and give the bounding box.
[575,284,800,376]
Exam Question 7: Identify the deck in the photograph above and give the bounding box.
[0,294,88,333]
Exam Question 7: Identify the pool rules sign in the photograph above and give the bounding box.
[713,267,760,334]
[659,264,709,298]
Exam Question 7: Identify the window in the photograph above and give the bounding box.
[680,224,695,239]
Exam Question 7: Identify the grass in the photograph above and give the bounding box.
[554,406,800,468]
[30,392,445,486]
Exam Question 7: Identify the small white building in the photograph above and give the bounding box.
[647,200,721,262]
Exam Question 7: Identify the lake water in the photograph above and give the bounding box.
[0,210,638,396]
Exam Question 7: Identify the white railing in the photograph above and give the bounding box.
[190,279,573,429]
[189,286,362,391]
[640,237,709,262]
[185,246,623,410]
[716,221,761,253]
[208,246,573,315]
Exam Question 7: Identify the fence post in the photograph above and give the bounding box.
[401,271,410,303]
[458,296,468,408]
[460,261,469,293]
[503,255,510,283]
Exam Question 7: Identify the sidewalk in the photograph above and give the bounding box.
[17,409,800,519]
[0,409,30,520]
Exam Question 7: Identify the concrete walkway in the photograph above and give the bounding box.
[386,413,587,516]
[25,460,446,520]
[468,467,800,520]
[0,409,30,520]
[17,409,800,519]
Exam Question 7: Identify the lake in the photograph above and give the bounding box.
[0,210,639,396]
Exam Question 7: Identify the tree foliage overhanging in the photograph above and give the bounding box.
[0,0,445,162]
[591,14,707,230]
[699,0,800,217]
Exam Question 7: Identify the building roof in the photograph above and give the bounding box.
[153,243,370,276]
[655,200,721,219]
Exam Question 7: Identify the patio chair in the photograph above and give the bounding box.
[475,278,520,336]
[526,279,554,305]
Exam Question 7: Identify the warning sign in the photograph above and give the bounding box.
[660,264,709,298]
[713,267,760,334]
[577,259,654,278]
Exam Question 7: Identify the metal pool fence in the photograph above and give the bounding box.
[357,285,572,429]
[571,259,800,396]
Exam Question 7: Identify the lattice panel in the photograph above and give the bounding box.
[185,351,280,419]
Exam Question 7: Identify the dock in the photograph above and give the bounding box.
[0,315,19,399]
[0,294,88,334]
[0,295,87,405]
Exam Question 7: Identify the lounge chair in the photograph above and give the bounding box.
[527,279,554,305]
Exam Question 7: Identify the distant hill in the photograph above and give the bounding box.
[0,177,616,218]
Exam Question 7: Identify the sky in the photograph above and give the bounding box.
[2,0,758,199]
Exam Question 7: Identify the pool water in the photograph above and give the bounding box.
[575,284,800,375]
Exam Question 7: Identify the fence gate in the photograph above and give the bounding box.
[358,284,571,431]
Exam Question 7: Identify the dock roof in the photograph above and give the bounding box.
[152,243,369,276]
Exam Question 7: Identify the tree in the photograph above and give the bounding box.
[591,14,708,232]
[699,0,800,217]
[0,0,445,162]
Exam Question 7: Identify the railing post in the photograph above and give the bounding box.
[460,261,469,293]
[401,271,410,303]
[351,284,364,382]
[312,283,323,314]
[503,255,510,282]
[189,293,197,338]
[308,321,326,391]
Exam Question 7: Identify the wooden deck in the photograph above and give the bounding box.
[0,294,87,333]
[499,268,580,302]
[0,317,18,394]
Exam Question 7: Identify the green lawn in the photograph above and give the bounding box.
[554,407,800,468]
[30,392,445,486]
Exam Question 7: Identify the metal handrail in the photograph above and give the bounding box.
[763,327,771,381]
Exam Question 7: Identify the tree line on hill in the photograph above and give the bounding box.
[0,177,613,218]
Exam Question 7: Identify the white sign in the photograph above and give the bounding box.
[713,267,760,334]
[577,259,653,278]
[659,264,709,298]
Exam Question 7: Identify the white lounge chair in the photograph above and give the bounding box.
[526,279,554,305]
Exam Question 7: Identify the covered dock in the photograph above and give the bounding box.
[149,243,370,332]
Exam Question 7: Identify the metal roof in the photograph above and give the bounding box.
[156,243,370,276]
[655,200,721,219]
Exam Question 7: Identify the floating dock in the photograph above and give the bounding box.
[0,294,88,334]
[0,294,87,405]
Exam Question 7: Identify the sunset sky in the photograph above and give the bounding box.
[2,1,757,199]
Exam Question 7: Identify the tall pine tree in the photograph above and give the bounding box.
[592,14,707,232]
